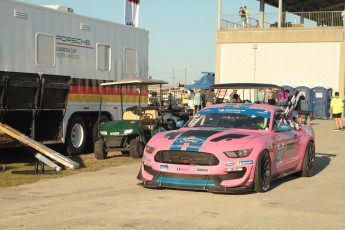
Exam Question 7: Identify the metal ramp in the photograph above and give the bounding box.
[0,123,80,170]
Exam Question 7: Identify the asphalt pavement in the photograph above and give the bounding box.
[0,119,344,230]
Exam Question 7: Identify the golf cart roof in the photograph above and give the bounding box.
[209,83,281,89]
[100,78,168,87]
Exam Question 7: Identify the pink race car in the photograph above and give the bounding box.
[137,103,315,193]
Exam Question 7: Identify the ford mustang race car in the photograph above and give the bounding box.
[137,103,315,193]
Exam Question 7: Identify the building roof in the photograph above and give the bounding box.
[260,0,345,12]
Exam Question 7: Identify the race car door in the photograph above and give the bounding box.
[272,111,300,173]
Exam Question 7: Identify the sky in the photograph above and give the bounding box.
[22,0,275,85]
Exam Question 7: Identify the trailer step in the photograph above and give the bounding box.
[0,123,79,170]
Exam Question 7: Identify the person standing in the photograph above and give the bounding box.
[193,89,202,115]
[244,6,249,28]
[182,91,189,112]
[329,92,344,131]
[239,7,246,28]
[205,88,216,107]
[257,88,265,103]
[229,89,238,103]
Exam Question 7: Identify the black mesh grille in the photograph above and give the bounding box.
[155,151,219,166]
[143,164,155,176]
[219,169,246,180]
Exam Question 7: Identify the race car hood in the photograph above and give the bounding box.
[148,127,265,152]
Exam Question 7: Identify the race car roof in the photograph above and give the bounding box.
[100,78,168,87]
[209,83,281,89]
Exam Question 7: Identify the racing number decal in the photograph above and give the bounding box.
[276,143,284,163]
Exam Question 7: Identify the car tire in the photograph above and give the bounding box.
[66,115,87,156]
[254,150,272,193]
[94,140,108,160]
[300,142,315,177]
[129,139,144,158]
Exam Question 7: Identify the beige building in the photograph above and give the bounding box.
[216,0,345,96]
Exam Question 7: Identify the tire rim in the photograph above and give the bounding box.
[261,153,271,190]
[70,123,84,148]
[307,144,315,173]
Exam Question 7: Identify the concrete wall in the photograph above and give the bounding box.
[216,27,345,96]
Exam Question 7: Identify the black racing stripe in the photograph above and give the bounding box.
[210,134,248,142]
[181,130,221,137]
[164,132,183,140]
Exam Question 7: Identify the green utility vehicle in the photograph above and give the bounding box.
[94,78,168,159]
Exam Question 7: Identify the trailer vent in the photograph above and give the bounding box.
[80,23,91,32]
[14,9,28,20]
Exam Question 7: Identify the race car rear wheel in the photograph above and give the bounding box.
[300,142,315,177]
[254,150,272,193]
[94,140,108,160]
[129,139,144,158]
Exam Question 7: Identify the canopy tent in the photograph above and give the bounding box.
[184,72,215,90]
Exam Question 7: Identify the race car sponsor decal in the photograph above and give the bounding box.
[237,160,254,165]
[225,162,235,166]
[176,167,189,171]
[169,130,221,151]
[196,167,208,173]
[276,143,284,163]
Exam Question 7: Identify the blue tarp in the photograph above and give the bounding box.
[184,72,215,90]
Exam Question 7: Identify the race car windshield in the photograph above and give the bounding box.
[186,108,271,130]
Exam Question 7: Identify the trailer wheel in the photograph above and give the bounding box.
[129,139,144,158]
[66,115,87,155]
[94,140,108,160]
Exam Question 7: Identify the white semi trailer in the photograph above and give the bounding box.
[0,0,149,155]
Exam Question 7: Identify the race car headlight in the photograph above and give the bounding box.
[123,129,133,134]
[224,148,253,158]
[145,145,155,154]
[100,131,107,135]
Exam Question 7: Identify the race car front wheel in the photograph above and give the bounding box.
[254,150,272,193]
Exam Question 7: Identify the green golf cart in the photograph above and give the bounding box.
[94,78,168,160]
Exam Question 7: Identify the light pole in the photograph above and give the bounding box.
[184,66,192,86]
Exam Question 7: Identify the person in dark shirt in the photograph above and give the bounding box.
[293,94,305,124]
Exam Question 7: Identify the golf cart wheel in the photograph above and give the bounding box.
[254,150,272,193]
[129,139,144,158]
[91,114,110,148]
[94,140,108,160]
[66,115,87,155]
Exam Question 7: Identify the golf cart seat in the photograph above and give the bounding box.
[141,110,160,130]
[123,111,141,120]
[122,110,160,130]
